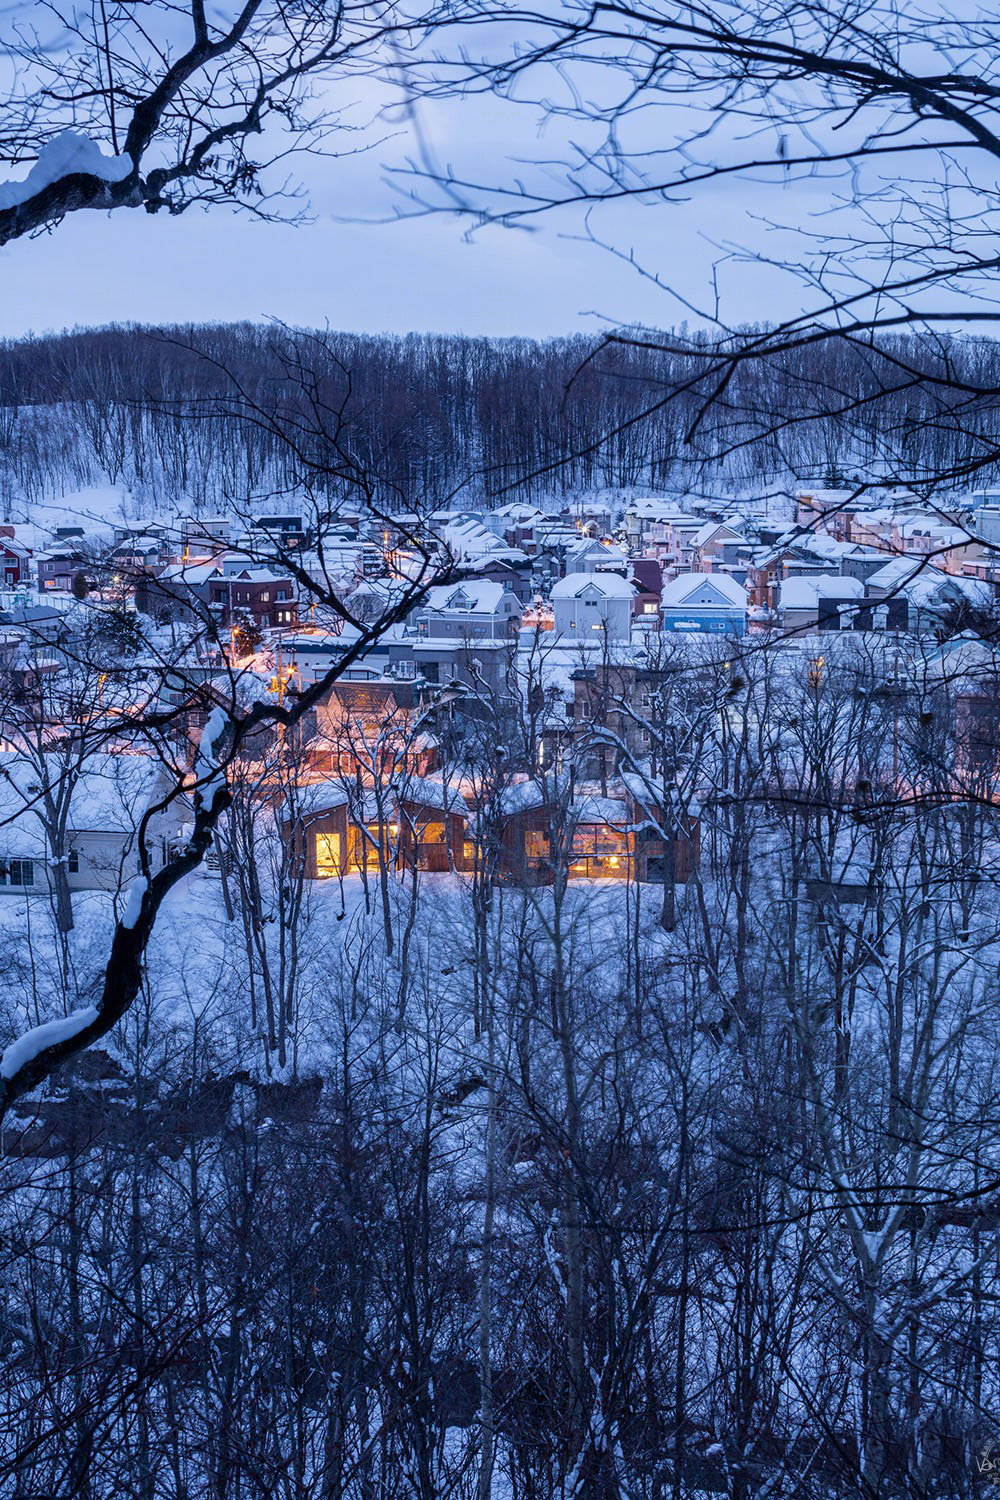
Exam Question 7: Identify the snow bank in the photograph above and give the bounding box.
[0,132,132,211]
[1,1004,99,1080]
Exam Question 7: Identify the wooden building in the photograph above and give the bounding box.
[286,777,470,878]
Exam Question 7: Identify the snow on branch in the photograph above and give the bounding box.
[194,707,231,811]
[0,133,132,212]
[0,1005,99,1081]
[120,876,148,931]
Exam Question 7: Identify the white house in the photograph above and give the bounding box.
[550,572,635,641]
[0,753,182,898]
[659,572,748,635]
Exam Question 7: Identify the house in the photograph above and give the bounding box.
[778,575,865,632]
[563,538,627,577]
[624,499,692,554]
[180,515,234,553]
[533,518,588,574]
[284,776,471,878]
[659,573,747,635]
[0,753,182,897]
[794,488,859,536]
[494,784,630,885]
[0,530,31,588]
[494,779,699,886]
[551,572,635,641]
[630,558,663,626]
[689,521,747,572]
[250,513,308,549]
[894,516,983,575]
[622,773,701,885]
[431,519,531,584]
[309,679,438,777]
[863,558,988,632]
[0,605,68,647]
[37,545,96,594]
[495,502,544,554]
[215,566,298,629]
[108,534,174,575]
[137,560,298,629]
[623,506,708,573]
[415,580,522,641]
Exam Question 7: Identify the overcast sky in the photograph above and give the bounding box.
[0,79,814,342]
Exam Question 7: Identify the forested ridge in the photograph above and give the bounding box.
[3,323,999,507]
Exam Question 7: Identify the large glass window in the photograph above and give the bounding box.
[572,823,627,856]
[0,858,34,887]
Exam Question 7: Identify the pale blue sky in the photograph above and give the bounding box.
[0,83,811,339]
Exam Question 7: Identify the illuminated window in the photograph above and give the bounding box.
[417,822,446,845]
[314,832,341,877]
[525,831,550,860]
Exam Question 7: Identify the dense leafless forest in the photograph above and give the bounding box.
[2,628,999,1497]
[4,324,1000,507]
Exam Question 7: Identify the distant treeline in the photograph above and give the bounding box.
[0,322,998,509]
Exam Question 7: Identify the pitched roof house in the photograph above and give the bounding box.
[551,571,635,641]
[659,572,748,635]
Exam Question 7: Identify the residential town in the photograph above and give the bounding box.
[0,482,997,908]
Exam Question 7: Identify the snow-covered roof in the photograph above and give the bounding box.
[399,775,469,814]
[495,502,544,522]
[423,580,509,614]
[628,497,692,519]
[437,520,515,562]
[283,780,350,819]
[691,521,745,548]
[223,567,289,584]
[865,556,928,591]
[551,571,635,600]
[566,538,626,566]
[574,795,628,825]
[779,574,864,610]
[659,572,748,609]
[0,753,166,855]
[157,560,221,586]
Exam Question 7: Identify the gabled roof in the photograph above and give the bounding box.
[566,538,626,566]
[660,572,748,609]
[551,571,635,600]
[865,556,938,592]
[779,574,864,610]
[691,521,745,548]
[423,580,509,614]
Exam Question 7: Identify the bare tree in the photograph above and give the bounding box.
[0,0,429,245]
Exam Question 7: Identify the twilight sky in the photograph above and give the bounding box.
[0,82,812,341]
